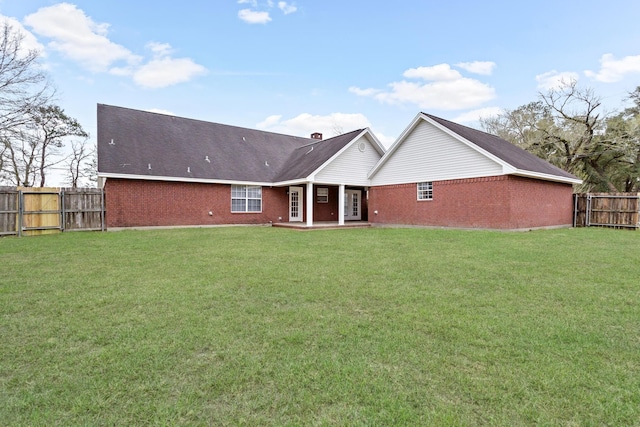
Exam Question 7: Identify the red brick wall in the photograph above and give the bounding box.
[104,179,289,227]
[309,186,368,222]
[368,175,574,229]
[312,186,338,222]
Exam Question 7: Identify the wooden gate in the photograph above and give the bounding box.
[0,187,104,236]
[574,193,640,229]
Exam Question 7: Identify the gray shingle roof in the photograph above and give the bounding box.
[424,113,579,181]
[97,104,360,183]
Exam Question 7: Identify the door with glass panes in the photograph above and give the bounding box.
[289,186,303,221]
[344,189,361,221]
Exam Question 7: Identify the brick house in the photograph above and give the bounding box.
[97,105,580,230]
[367,113,581,229]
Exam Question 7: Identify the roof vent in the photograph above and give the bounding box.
[311,132,322,140]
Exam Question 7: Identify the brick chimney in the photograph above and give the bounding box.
[311,132,323,140]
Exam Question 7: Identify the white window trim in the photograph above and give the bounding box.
[417,182,433,201]
[231,185,262,213]
[317,187,329,203]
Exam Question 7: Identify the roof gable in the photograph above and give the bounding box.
[273,129,365,182]
[370,112,580,184]
[423,114,580,182]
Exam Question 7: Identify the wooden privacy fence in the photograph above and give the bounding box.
[574,193,640,229]
[0,187,105,236]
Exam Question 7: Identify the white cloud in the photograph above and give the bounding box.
[133,57,207,89]
[238,9,272,24]
[132,42,207,89]
[349,64,496,110]
[585,53,640,83]
[403,64,462,81]
[0,15,46,56]
[257,112,397,147]
[147,42,173,57]
[348,87,381,97]
[257,112,371,137]
[350,63,496,111]
[452,107,503,123]
[146,108,176,116]
[237,1,295,23]
[455,61,496,76]
[23,3,207,89]
[278,2,297,14]
[373,132,395,148]
[256,114,283,129]
[24,3,140,72]
[535,70,579,91]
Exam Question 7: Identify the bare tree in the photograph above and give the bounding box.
[537,80,605,176]
[65,139,95,188]
[0,21,55,186]
[0,22,52,134]
[481,80,620,191]
[332,123,344,136]
[29,105,88,186]
[1,126,40,186]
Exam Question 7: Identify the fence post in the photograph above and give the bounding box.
[61,190,65,232]
[17,190,23,237]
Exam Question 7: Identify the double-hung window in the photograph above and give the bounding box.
[231,185,262,212]
[417,182,433,200]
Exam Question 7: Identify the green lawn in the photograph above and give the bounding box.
[1,226,639,426]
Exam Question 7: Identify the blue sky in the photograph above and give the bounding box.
[2,0,640,159]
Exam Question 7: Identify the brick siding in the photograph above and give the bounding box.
[368,175,574,229]
[104,179,369,227]
[104,179,289,227]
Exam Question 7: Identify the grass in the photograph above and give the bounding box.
[1,226,639,426]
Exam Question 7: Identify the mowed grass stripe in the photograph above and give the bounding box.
[1,227,639,425]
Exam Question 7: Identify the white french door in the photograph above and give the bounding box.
[344,189,361,221]
[289,186,303,222]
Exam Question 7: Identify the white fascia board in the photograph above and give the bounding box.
[363,128,387,156]
[511,170,583,185]
[98,172,272,187]
[272,178,313,187]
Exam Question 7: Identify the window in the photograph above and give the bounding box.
[231,185,262,212]
[417,182,433,200]
[317,187,328,203]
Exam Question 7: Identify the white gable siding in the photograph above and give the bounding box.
[371,120,504,186]
[315,136,382,186]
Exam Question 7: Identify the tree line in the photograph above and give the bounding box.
[481,81,640,192]
[0,22,94,188]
